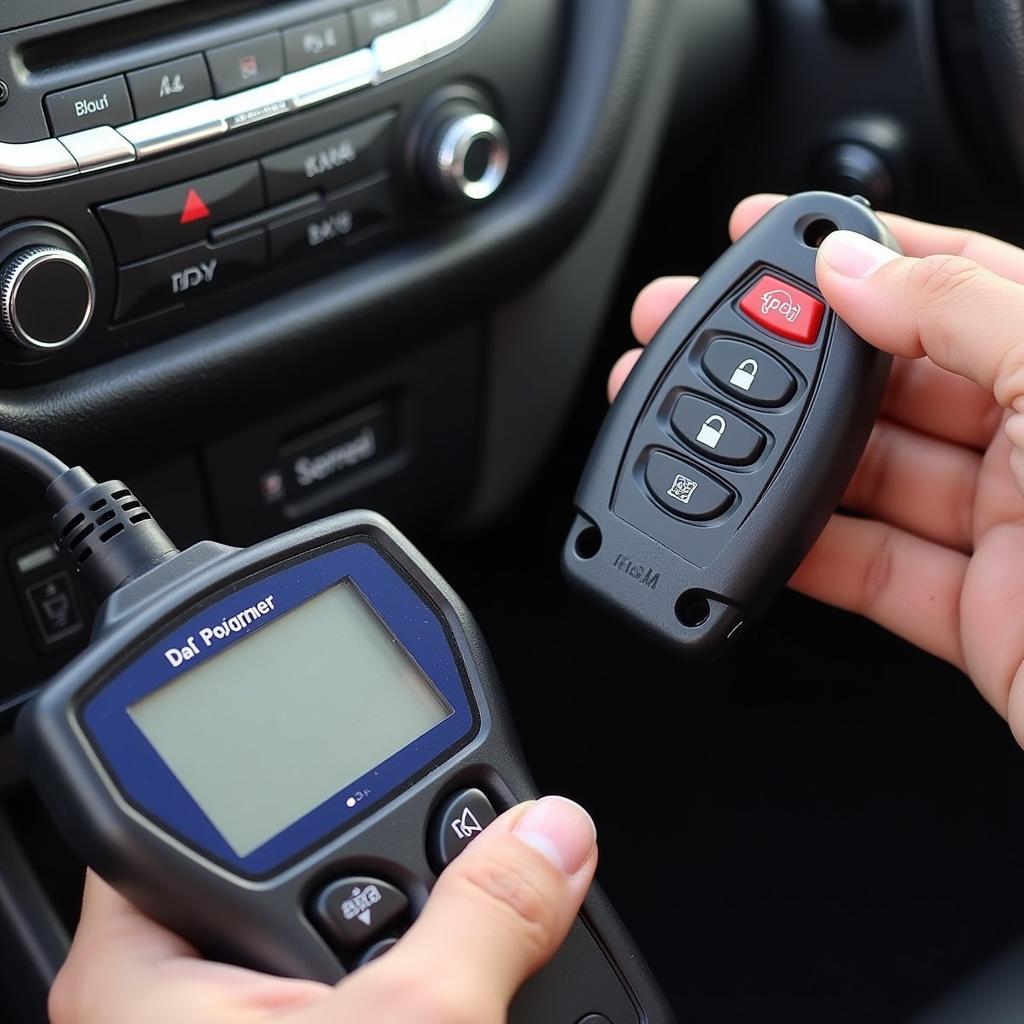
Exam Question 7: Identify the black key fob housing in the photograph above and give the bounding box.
[563,192,899,658]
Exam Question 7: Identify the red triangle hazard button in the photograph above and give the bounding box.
[180,188,210,225]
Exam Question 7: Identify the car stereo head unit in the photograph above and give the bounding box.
[0,0,554,382]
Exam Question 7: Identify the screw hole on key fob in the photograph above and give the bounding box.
[675,593,711,628]
[574,524,602,559]
[800,217,839,248]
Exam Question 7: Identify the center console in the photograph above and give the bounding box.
[0,4,756,1019]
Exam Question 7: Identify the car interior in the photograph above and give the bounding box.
[4,0,1024,1021]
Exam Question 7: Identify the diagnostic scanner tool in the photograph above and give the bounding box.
[563,192,899,658]
[1,438,671,1024]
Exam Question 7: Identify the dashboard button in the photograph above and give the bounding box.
[115,232,266,321]
[645,451,733,520]
[45,76,134,136]
[310,877,409,949]
[127,55,213,119]
[99,163,264,263]
[353,0,415,46]
[670,395,766,466]
[702,338,798,408]
[206,33,284,97]
[738,273,825,344]
[24,572,83,646]
[284,14,356,72]
[9,537,87,652]
[269,177,395,264]
[429,788,497,870]
[262,112,396,204]
[274,401,397,511]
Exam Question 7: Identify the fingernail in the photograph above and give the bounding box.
[513,797,597,875]
[819,230,900,279]
[1005,412,1024,444]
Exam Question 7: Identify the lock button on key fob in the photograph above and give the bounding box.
[702,339,798,407]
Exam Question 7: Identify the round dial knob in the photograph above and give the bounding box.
[0,245,95,353]
[424,111,509,202]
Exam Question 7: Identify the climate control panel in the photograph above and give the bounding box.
[0,0,552,382]
[0,0,496,184]
[94,111,402,323]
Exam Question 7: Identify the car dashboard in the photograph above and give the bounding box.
[6,0,1024,1021]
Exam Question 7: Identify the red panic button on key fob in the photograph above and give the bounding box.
[739,274,824,344]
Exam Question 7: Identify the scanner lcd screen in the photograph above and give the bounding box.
[128,581,452,857]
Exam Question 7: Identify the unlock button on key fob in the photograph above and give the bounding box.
[672,396,766,466]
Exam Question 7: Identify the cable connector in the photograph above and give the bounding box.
[0,430,179,601]
[46,467,179,601]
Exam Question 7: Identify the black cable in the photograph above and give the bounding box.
[0,429,70,486]
[0,429,178,599]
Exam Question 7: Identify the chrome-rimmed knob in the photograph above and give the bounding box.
[0,245,95,353]
[427,111,509,201]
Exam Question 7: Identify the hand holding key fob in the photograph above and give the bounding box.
[563,192,900,658]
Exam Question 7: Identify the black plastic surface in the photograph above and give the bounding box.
[563,192,898,659]
[16,511,674,1022]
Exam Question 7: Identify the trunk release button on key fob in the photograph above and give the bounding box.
[645,452,734,520]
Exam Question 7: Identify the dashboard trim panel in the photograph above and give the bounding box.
[59,128,137,173]
[0,139,77,183]
[0,0,496,184]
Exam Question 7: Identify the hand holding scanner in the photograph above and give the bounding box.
[0,431,672,1024]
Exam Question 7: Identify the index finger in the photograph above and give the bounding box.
[48,872,197,1024]
[730,194,1024,284]
[72,870,197,964]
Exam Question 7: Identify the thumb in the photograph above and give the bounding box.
[815,230,1024,409]
[327,796,597,1023]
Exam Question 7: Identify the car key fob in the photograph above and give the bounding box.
[562,191,900,659]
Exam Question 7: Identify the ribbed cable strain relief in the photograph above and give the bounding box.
[50,478,179,600]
